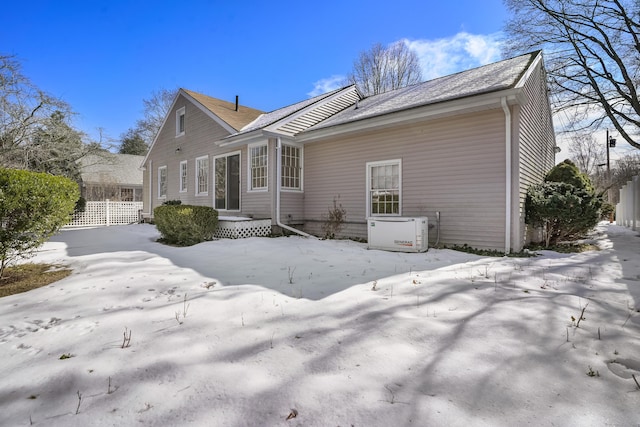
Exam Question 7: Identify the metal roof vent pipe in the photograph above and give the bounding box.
[235,95,239,111]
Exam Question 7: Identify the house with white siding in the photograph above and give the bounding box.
[140,50,556,252]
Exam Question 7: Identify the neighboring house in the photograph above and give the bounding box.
[141,51,556,252]
[79,153,144,201]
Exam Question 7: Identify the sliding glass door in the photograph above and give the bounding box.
[214,153,240,211]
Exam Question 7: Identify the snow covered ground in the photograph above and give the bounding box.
[1,223,639,426]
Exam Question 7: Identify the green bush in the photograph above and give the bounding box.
[525,160,602,248]
[153,204,218,246]
[0,168,80,277]
[600,202,615,220]
[545,159,593,192]
[74,196,86,213]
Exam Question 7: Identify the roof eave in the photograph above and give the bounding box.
[296,88,526,143]
[216,129,277,148]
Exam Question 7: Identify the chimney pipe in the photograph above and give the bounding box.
[235,95,239,111]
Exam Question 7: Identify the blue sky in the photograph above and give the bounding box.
[1,0,508,144]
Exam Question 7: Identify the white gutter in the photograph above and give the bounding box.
[141,160,153,217]
[501,97,512,254]
[275,137,314,238]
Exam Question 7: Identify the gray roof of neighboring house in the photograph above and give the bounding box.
[304,51,538,132]
[78,153,144,186]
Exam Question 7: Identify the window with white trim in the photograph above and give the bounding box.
[281,143,301,190]
[249,143,268,191]
[196,156,209,195]
[121,188,134,201]
[367,159,401,216]
[158,166,167,199]
[179,160,188,192]
[176,107,185,137]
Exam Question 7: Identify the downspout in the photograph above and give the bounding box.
[275,137,314,237]
[501,97,512,254]
[147,160,153,217]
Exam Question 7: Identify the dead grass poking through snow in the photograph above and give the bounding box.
[0,264,71,298]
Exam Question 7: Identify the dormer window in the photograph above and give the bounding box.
[176,107,185,137]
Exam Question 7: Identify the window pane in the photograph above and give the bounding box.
[281,145,300,189]
[215,157,226,209]
[250,145,267,189]
[197,158,208,194]
[369,161,400,216]
[159,167,167,197]
[228,154,240,210]
[180,162,187,191]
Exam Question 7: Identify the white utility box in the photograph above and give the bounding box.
[367,217,428,253]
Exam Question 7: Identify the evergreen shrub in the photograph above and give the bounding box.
[0,168,79,277]
[153,205,218,246]
[525,160,602,247]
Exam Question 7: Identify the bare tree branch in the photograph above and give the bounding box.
[348,41,422,96]
[503,0,640,150]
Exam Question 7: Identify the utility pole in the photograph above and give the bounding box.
[606,129,616,222]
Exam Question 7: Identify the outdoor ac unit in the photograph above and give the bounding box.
[367,217,428,253]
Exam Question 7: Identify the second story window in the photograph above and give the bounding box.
[176,107,186,137]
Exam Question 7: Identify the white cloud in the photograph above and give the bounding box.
[307,32,503,97]
[307,75,347,97]
[405,32,503,80]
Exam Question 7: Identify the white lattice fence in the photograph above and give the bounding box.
[66,201,143,227]
[214,219,272,239]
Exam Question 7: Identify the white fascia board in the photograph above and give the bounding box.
[217,129,271,148]
[239,113,266,132]
[296,89,525,143]
[514,51,543,89]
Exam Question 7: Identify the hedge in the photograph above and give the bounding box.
[153,204,218,246]
[0,168,79,277]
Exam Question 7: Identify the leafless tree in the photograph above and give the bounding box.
[0,55,98,179]
[568,132,606,176]
[132,87,178,146]
[611,153,640,198]
[1,55,70,167]
[503,0,640,150]
[349,41,422,96]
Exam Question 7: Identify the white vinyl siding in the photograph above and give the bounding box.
[367,159,401,216]
[303,111,506,249]
[158,166,167,199]
[248,143,268,191]
[281,143,302,190]
[179,160,188,192]
[196,156,209,196]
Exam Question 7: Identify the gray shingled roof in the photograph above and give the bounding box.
[78,153,144,186]
[304,51,538,132]
[237,86,352,135]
